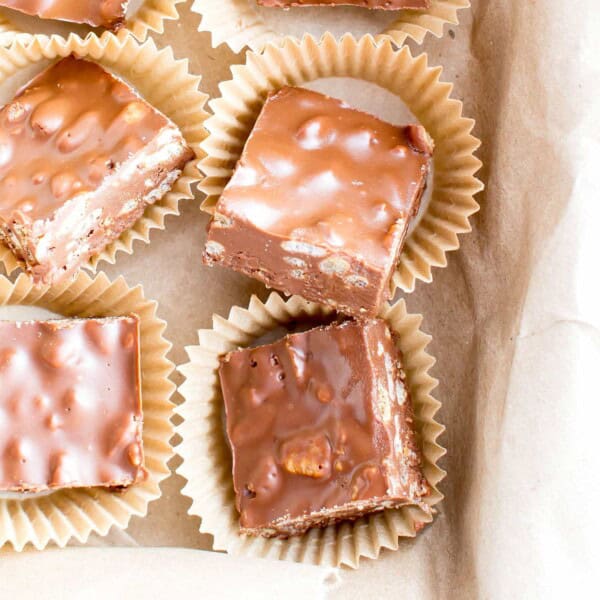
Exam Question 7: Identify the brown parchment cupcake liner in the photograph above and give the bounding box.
[192,0,470,54]
[0,32,208,278]
[176,292,445,568]
[0,11,23,40]
[0,271,175,551]
[0,1,184,44]
[199,33,483,293]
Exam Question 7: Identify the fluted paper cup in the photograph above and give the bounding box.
[0,271,175,551]
[0,32,208,279]
[199,33,483,294]
[176,292,445,568]
[192,0,470,53]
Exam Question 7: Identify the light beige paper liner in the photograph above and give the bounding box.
[199,33,483,293]
[0,32,208,278]
[0,1,184,44]
[192,0,470,53]
[0,271,175,551]
[176,292,446,568]
[126,0,185,42]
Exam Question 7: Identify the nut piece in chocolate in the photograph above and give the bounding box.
[0,1,129,29]
[257,0,430,9]
[203,86,433,318]
[0,56,194,285]
[0,316,143,493]
[219,319,430,538]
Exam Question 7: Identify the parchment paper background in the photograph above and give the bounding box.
[1,1,599,598]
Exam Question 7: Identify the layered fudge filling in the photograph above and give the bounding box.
[0,56,194,285]
[0,316,143,493]
[204,86,432,317]
[219,319,430,538]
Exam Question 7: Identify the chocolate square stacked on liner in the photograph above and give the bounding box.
[0,316,143,493]
[219,319,430,538]
[0,0,129,29]
[0,56,194,286]
[257,0,430,8]
[204,86,433,318]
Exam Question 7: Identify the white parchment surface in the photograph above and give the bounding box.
[0,1,598,598]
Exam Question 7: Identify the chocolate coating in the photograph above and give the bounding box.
[0,316,143,493]
[258,0,430,8]
[0,56,194,285]
[0,0,128,29]
[204,86,432,317]
[219,319,430,537]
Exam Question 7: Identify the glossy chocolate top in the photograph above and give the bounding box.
[258,0,429,8]
[220,319,426,530]
[0,316,143,492]
[216,86,432,271]
[0,0,128,29]
[0,56,170,222]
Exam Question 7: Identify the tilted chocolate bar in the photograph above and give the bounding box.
[204,86,432,317]
[219,319,430,537]
[257,0,430,8]
[0,56,194,285]
[0,0,128,29]
[0,316,143,493]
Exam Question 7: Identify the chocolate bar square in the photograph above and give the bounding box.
[0,1,129,29]
[0,316,143,492]
[219,319,430,537]
[204,86,432,317]
[257,0,430,8]
[0,56,194,285]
